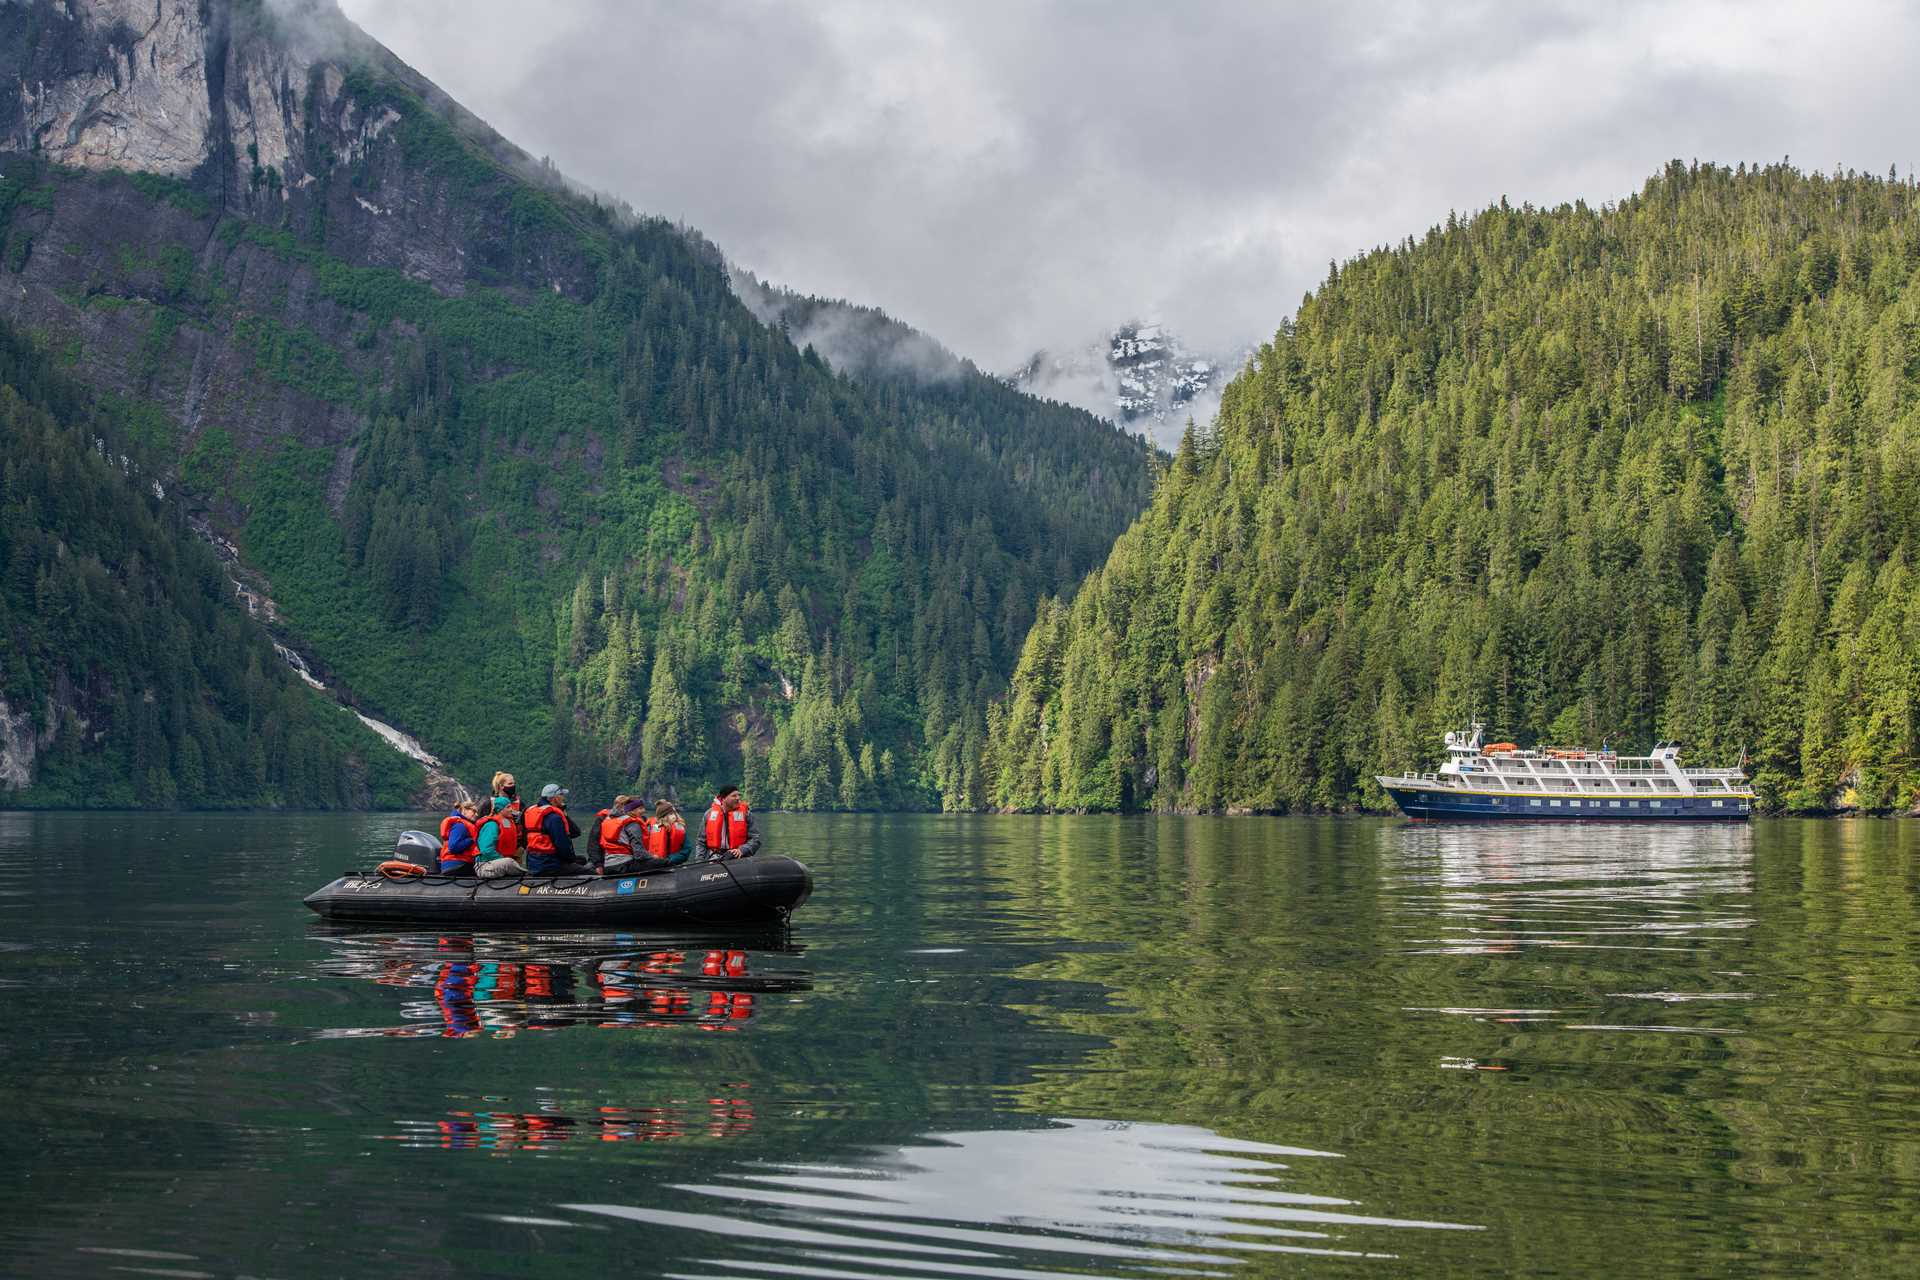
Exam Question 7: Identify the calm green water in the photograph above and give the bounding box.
[2,813,1916,1277]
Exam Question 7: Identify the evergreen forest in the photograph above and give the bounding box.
[0,43,1155,811]
[265,211,1156,811]
[0,319,422,807]
[988,162,1920,814]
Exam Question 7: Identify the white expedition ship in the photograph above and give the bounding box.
[1377,722,1754,821]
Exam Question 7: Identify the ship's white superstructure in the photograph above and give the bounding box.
[1377,722,1753,820]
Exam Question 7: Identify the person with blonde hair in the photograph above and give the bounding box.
[491,772,521,823]
[437,799,482,876]
[643,799,689,866]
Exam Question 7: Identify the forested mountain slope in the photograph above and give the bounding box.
[0,0,1154,808]
[989,162,1920,814]
[0,318,420,807]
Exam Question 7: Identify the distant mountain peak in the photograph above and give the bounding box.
[1009,322,1248,449]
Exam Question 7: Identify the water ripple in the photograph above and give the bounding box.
[558,1119,1478,1277]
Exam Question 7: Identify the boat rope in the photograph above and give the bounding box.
[471,874,604,892]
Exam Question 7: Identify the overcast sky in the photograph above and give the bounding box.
[339,0,1920,374]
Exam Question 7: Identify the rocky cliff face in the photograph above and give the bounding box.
[12,0,218,177]
[0,0,603,476]
[0,694,43,790]
[5,1,587,282]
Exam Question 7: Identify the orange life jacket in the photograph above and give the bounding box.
[704,799,750,851]
[439,814,478,863]
[523,803,562,854]
[478,812,519,858]
[599,811,641,856]
[646,816,686,859]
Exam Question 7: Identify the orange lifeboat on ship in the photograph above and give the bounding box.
[1483,742,1519,754]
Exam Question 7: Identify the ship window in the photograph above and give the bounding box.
[1650,800,1663,808]
[1629,801,1641,807]
[1609,801,1620,808]
[1549,800,1561,807]
[1529,799,1541,806]
[1711,800,1724,808]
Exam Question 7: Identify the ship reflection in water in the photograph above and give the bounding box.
[1385,819,1754,958]
[542,1120,1481,1275]
[310,931,809,1039]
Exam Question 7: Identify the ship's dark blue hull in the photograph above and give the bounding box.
[1384,786,1750,822]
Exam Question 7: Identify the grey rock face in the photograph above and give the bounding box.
[3,0,596,299]
[15,0,217,176]
[0,0,608,483]
[0,694,36,789]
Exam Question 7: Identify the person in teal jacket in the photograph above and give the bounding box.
[476,795,523,879]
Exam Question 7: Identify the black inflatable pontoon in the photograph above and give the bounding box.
[303,855,813,928]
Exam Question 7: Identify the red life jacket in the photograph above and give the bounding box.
[704,799,750,851]
[523,803,561,854]
[439,814,478,863]
[599,812,641,856]
[646,817,686,859]
[478,812,519,858]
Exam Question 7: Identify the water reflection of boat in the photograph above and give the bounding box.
[311,931,809,1039]
[393,1092,757,1150]
[1385,821,1754,957]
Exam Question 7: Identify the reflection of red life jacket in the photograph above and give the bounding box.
[434,962,480,1037]
[523,804,562,853]
[704,799,750,851]
[599,812,641,856]
[477,813,519,858]
[439,815,478,863]
[646,817,686,858]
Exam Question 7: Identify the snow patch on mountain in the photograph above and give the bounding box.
[1010,323,1249,449]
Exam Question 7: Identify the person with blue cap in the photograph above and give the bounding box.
[520,782,590,875]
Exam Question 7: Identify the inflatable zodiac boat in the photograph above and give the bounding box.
[304,832,812,927]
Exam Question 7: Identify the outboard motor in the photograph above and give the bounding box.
[394,830,440,867]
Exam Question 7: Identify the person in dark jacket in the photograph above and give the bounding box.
[701,786,760,860]
[596,796,649,875]
[522,783,591,875]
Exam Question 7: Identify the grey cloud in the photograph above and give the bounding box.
[338,0,1920,406]
[731,268,967,385]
